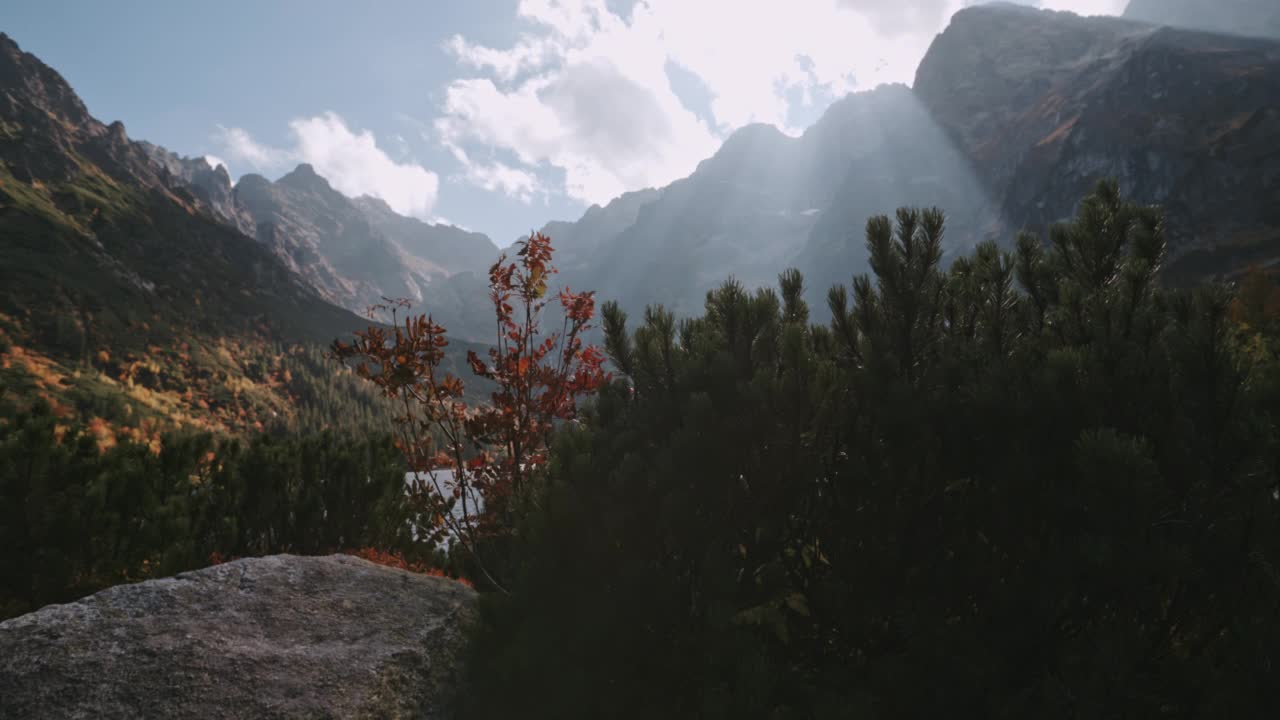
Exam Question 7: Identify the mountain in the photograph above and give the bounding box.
[233,164,433,318]
[138,141,255,235]
[7,0,1279,413]
[353,194,496,277]
[1125,0,1280,40]
[518,2,1280,318]
[230,164,498,338]
[533,84,990,321]
[531,187,663,272]
[792,84,995,299]
[915,3,1280,282]
[0,33,366,341]
[0,32,408,433]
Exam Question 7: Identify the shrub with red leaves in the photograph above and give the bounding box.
[331,233,606,591]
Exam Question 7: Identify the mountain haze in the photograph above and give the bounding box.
[5,1,1280,425]
[139,142,255,236]
[497,2,1280,323]
[532,83,991,321]
[1124,0,1280,40]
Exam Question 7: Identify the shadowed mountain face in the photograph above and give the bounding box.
[354,195,496,279]
[521,3,1280,319]
[234,164,434,319]
[0,32,363,347]
[232,165,499,335]
[1125,0,1280,41]
[0,31,424,434]
[7,0,1280,357]
[793,86,996,301]
[139,142,255,236]
[531,187,663,272]
[538,84,991,321]
[916,4,1280,282]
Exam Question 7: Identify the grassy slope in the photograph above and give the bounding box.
[0,123,487,440]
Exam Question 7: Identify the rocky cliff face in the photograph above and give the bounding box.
[140,141,256,235]
[0,32,365,348]
[235,164,430,318]
[1125,0,1280,40]
[0,32,199,207]
[916,4,1280,281]
[234,165,499,327]
[0,555,476,719]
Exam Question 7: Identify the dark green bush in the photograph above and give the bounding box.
[465,183,1280,718]
[0,402,414,619]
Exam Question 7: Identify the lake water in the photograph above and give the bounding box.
[404,470,483,545]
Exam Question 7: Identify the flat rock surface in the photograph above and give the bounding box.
[0,554,477,719]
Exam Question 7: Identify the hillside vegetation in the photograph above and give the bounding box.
[463,183,1280,718]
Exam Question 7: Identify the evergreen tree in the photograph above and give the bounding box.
[465,181,1280,719]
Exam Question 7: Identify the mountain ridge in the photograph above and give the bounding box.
[0,31,409,435]
[915,3,1280,280]
[6,3,1280,409]
[231,161,499,333]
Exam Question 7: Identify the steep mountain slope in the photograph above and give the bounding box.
[139,142,255,235]
[1125,0,1280,40]
[232,165,499,332]
[353,194,496,277]
[0,34,365,342]
[532,187,662,273]
[528,2,1280,318]
[793,84,995,299]
[0,32,399,433]
[539,84,989,320]
[915,4,1280,281]
[234,164,430,317]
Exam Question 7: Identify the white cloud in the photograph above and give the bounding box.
[429,215,472,231]
[290,113,440,218]
[1039,0,1128,15]
[216,125,290,170]
[215,113,440,219]
[440,0,1126,207]
[439,1,720,206]
[460,158,544,204]
[203,154,229,173]
[446,33,560,83]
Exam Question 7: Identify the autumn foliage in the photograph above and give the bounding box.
[331,232,607,588]
[345,547,474,588]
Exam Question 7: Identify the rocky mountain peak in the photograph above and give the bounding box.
[234,172,270,191]
[278,162,335,193]
[289,161,319,177]
[353,193,394,214]
[704,122,794,173]
[0,32,94,132]
[106,119,127,142]
[138,141,255,235]
[914,2,1280,278]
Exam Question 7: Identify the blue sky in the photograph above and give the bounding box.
[0,0,1126,243]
